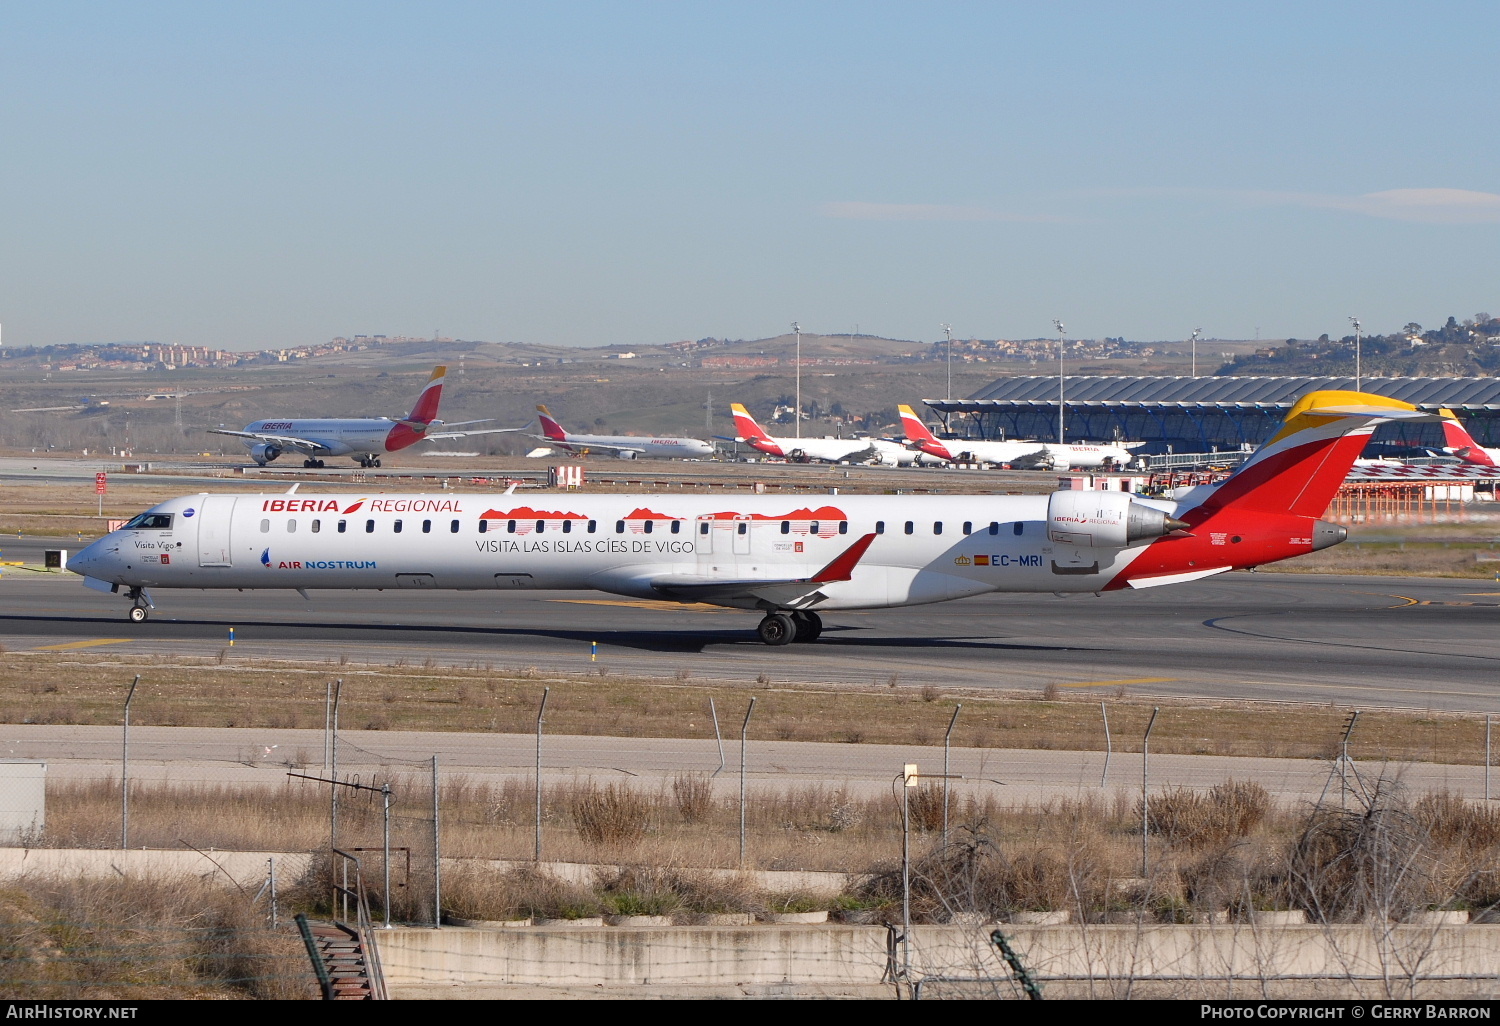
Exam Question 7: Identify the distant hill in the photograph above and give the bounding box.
[1217,315,1500,377]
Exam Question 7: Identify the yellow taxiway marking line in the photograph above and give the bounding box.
[1386,594,1420,607]
[550,599,728,613]
[1059,676,1179,689]
[34,639,133,651]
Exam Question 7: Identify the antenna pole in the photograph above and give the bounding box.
[792,322,801,439]
[1053,320,1066,444]
[941,323,953,401]
[1350,316,1362,391]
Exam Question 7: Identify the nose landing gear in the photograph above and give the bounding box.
[125,586,152,623]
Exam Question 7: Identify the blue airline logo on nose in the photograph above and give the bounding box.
[182,508,195,518]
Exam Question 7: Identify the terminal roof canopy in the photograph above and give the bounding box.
[923,376,1500,412]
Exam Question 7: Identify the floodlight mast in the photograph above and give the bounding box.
[1190,328,1202,376]
[1349,316,1362,391]
[792,321,801,439]
[1053,319,1066,444]
[941,323,953,401]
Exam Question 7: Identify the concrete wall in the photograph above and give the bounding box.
[378,923,1500,999]
[0,847,310,890]
[0,763,44,843]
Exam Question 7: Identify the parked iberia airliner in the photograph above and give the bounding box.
[70,391,1429,645]
[210,366,506,468]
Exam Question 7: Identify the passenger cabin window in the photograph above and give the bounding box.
[260,519,270,533]
[587,520,597,534]
[311,519,321,534]
[123,513,174,530]
[536,520,545,533]
[562,520,572,534]
[365,519,375,533]
[781,521,790,534]
[479,520,488,534]
[904,521,914,535]
[507,520,516,534]
[643,521,653,534]
[699,522,709,535]
[422,520,432,534]
[287,519,297,533]
[876,521,885,534]
[962,522,972,535]
[1013,522,1024,536]
[393,520,402,534]
[737,523,747,535]
[338,520,347,534]
[670,521,680,534]
[933,522,942,535]
[616,521,625,533]
[839,522,848,534]
[450,520,460,533]
[988,522,1000,535]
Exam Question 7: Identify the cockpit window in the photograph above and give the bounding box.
[121,513,173,530]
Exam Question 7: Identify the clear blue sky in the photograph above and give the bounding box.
[1,2,1496,349]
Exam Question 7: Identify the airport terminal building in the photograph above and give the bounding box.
[923,376,1500,454]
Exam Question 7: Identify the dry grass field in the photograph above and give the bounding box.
[0,652,1491,764]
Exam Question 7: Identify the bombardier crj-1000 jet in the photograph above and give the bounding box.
[210,366,505,468]
[529,405,714,459]
[72,391,1429,644]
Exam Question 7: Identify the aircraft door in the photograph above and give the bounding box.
[196,496,237,567]
[696,515,714,555]
[732,518,751,555]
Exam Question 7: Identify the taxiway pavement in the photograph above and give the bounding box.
[2,569,1497,712]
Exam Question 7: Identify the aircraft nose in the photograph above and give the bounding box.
[67,539,112,579]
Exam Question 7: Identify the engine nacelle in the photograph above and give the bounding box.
[1047,489,1186,548]
[251,443,282,466]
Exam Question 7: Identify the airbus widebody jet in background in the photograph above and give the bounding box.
[72,391,1431,644]
[898,404,1143,470]
[528,405,714,459]
[210,366,508,468]
[1436,408,1500,467]
[729,403,891,464]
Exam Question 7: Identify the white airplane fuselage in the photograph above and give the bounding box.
[237,418,410,461]
[547,433,714,458]
[71,490,1193,610]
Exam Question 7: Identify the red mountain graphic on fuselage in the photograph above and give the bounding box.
[701,506,848,521]
[480,506,587,520]
[623,507,677,520]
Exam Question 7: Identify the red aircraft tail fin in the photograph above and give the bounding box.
[536,405,568,441]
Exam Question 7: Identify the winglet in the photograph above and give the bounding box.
[811,532,877,583]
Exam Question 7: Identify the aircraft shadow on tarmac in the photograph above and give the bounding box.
[0,613,1092,655]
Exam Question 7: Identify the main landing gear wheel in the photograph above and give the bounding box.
[756,612,797,646]
[128,605,148,623]
[790,611,823,643]
[303,459,327,469]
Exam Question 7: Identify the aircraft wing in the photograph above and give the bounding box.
[420,427,528,441]
[525,433,644,455]
[207,428,332,454]
[648,533,876,608]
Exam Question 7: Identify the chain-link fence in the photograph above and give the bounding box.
[2,676,1499,936]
